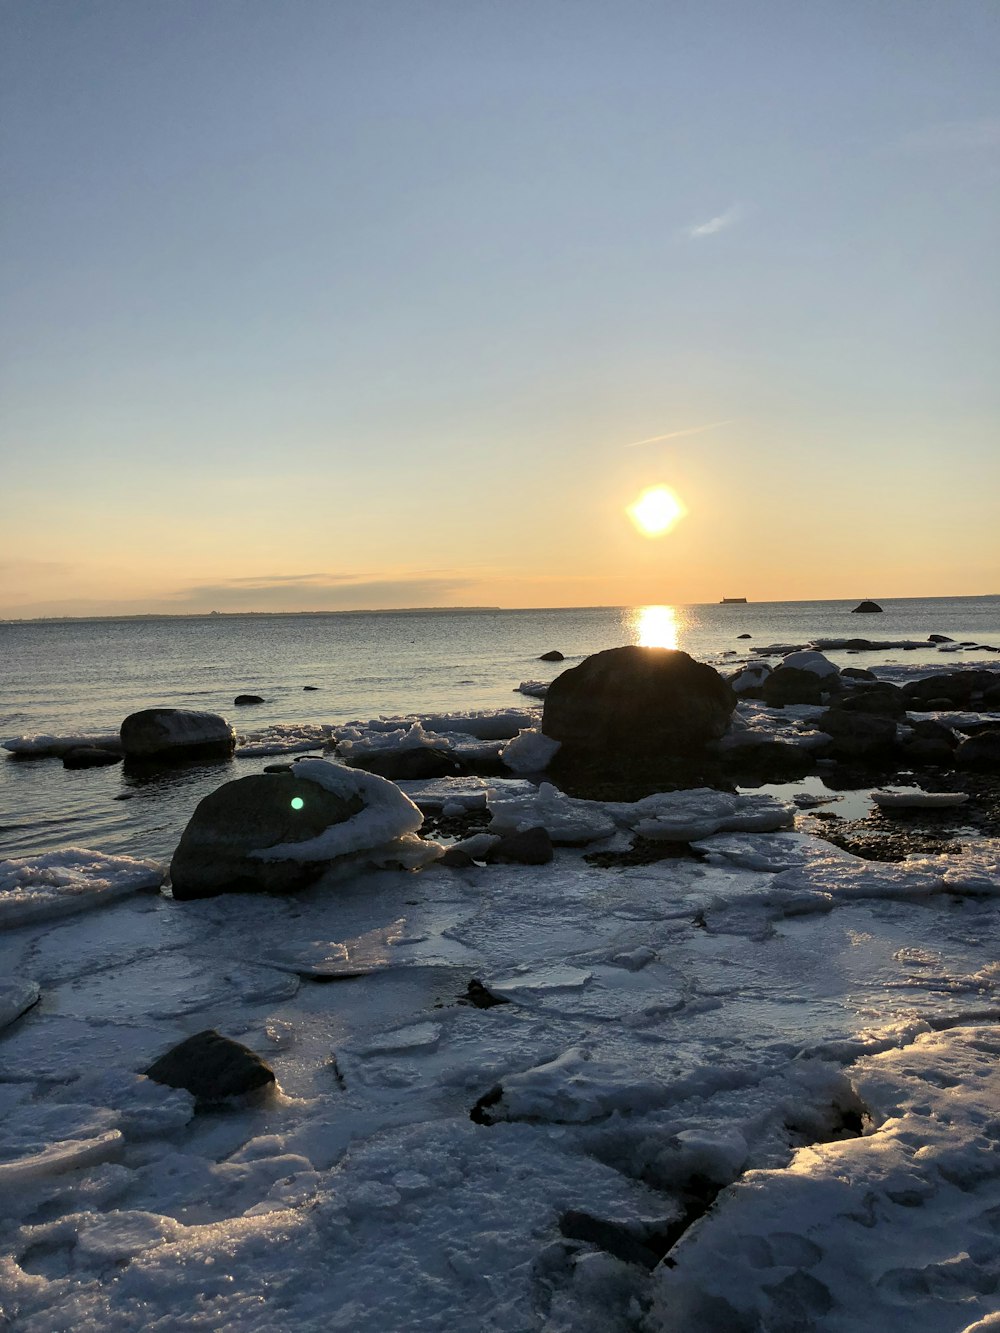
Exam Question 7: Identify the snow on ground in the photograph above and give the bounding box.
[3,783,1000,1330]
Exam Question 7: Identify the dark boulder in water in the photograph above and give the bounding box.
[836,684,906,717]
[234,694,264,706]
[903,671,999,708]
[928,634,953,643]
[542,647,735,761]
[345,747,462,781]
[539,650,565,662]
[146,1029,275,1104]
[851,601,883,613]
[120,708,236,762]
[169,770,363,900]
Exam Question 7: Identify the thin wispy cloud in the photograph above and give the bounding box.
[623,420,734,449]
[686,204,742,238]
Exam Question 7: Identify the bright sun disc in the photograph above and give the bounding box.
[627,485,686,537]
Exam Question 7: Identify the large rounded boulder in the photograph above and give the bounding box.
[169,760,426,900]
[541,647,736,761]
[121,708,236,761]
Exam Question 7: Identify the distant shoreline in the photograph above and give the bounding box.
[2,593,997,626]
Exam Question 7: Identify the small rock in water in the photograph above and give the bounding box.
[234,694,264,706]
[737,633,752,639]
[462,978,510,1009]
[303,685,320,691]
[928,634,953,643]
[145,1029,275,1103]
[851,600,883,613]
[63,747,123,769]
[539,650,565,662]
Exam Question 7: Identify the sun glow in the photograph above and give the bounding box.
[634,604,680,650]
[626,485,686,537]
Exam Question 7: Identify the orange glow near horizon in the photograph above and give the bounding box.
[627,485,687,537]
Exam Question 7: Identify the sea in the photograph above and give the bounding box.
[2,596,998,862]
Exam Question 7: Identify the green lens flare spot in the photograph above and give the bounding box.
[290,796,305,811]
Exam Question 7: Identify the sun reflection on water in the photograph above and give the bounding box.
[630,604,682,650]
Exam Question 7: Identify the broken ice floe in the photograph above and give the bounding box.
[499,727,561,773]
[2,732,123,758]
[234,723,330,757]
[0,849,166,928]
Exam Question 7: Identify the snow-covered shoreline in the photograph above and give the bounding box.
[3,730,1000,1328]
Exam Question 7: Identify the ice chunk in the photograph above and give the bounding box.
[350,1022,442,1056]
[779,650,839,677]
[0,849,166,927]
[500,728,561,773]
[487,782,616,843]
[234,723,329,757]
[872,789,969,809]
[0,978,40,1030]
[2,732,122,757]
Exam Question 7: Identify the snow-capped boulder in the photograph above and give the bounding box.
[169,759,428,900]
[729,662,771,695]
[120,708,236,761]
[541,647,736,761]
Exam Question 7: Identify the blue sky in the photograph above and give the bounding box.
[2,0,998,615]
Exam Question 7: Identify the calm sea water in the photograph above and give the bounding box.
[2,597,998,860]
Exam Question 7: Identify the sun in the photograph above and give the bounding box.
[627,485,686,537]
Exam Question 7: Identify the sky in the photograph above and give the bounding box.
[2,0,998,617]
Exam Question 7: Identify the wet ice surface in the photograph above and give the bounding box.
[2,792,1000,1331]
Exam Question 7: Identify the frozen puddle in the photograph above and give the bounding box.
[2,811,1000,1331]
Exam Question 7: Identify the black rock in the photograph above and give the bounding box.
[438,846,476,869]
[539,650,565,662]
[851,601,883,613]
[346,748,462,781]
[120,708,235,762]
[928,634,954,643]
[836,685,906,717]
[485,825,554,865]
[903,671,998,707]
[303,685,320,691]
[841,668,878,681]
[463,979,510,1009]
[542,647,735,761]
[818,709,898,757]
[234,694,264,706]
[145,1029,275,1103]
[62,747,123,769]
[762,668,831,707]
[736,633,752,639]
[955,729,1000,770]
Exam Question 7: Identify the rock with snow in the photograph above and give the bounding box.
[728,662,772,695]
[762,652,841,706]
[145,1030,275,1104]
[542,646,736,761]
[120,708,236,761]
[169,760,427,899]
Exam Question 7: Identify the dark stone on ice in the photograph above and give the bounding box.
[955,729,1000,770]
[818,709,898,758]
[928,634,953,643]
[62,747,123,769]
[836,684,906,717]
[463,979,510,1009]
[438,846,476,869]
[169,771,363,900]
[346,747,462,781]
[263,762,294,773]
[469,1085,504,1125]
[851,601,883,613]
[542,647,735,761]
[485,825,554,865]
[762,667,832,707]
[146,1029,275,1103]
[539,650,565,662]
[234,694,264,706]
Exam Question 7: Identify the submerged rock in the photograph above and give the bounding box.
[542,647,735,761]
[851,600,883,613]
[62,747,123,769]
[120,708,236,762]
[145,1030,274,1103]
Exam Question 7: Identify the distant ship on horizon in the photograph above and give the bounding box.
[720,596,748,604]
